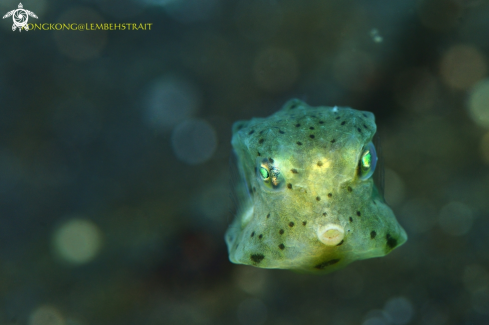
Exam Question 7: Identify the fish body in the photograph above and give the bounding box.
[225,99,407,273]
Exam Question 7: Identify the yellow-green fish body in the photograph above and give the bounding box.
[225,99,407,273]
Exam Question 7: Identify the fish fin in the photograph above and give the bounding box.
[229,150,252,223]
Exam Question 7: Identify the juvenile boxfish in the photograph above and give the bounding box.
[225,99,407,273]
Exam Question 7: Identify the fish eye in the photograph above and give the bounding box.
[259,167,269,180]
[256,158,285,191]
[358,142,377,180]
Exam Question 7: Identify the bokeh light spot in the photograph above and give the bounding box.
[144,76,201,131]
[53,217,103,264]
[171,119,217,165]
[468,79,489,128]
[383,296,414,325]
[233,265,268,295]
[440,44,486,90]
[438,201,473,236]
[29,305,65,325]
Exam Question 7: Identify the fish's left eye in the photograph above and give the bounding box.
[256,158,285,191]
[358,142,377,180]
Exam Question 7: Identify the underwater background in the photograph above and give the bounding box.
[1,0,489,324]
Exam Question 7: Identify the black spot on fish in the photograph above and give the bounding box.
[386,233,397,248]
[356,211,361,216]
[341,121,346,126]
[327,193,333,198]
[316,196,321,201]
[287,183,292,189]
[289,222,294,227]
[363,124,368,129]
[347,186,353,192]
[297,141,303,145]
[349,217,353,222]
[279,244,285,250]
[317,161,323,167]
[237,124,244,130]
[268,157,274,163]
[309,134,315,139]
[319,121,324,124]
[370,231,377,239]
[323,212,327,216]
[259,234,263,239]
[259,138,264,144]
[363,113,368,118]
[257,151,261,156]
[251,231,255,237]
[302,221,307,226]
[291,169,298,174]
[248,130,255,135]
[279,229,284,235]
[357,128,362,133]
[309,127,315,130]
[250,254,265,263]
[335,116,340,120]
[295,123,301,127]
[315,258,340,269]
[279,130,285,134]
[266,213,270,219]
[331,139,336,143]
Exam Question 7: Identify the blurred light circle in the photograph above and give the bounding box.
[53,7,107,61]
[383,297,414,325]
[29,305,65,325]
[171,119,217,165]
[144,76,201,131]
[468,79,489,128]
[53,217,103,264]
[253,47,298,93]
[438,201,473,236]
[237,298,267,325]
[439,44,486,90]
[233,265,268,295]
[463,264,489,294]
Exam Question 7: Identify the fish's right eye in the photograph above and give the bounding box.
[358,142,377,180]
[256,158,285,191]
[259,167,270,180]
